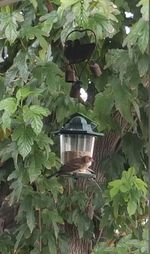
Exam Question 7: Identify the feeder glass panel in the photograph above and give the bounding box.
[60,134,95,164]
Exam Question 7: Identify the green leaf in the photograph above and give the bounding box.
[45,178,63,200]
[60,0,78,8]
[1,111,11,131]
[42,209,63,228]
[30,105,49,116]
[23,105,49,135]
[31,115,43,135]
[30,247,40,254]
[13,11,24,22]
[35,133,53,149]
[4,66,18,86]
[36,33,48,50]
[14,225,27,251]
[28,155,42,182]
[132,100,141,121]
[26,210,35,233]
[105,49,130,83]
[125,167,136,179]
[1,10,23,44]
[40,11,58,29]
[0,77,5,100]
[109,179,122,198]
[117,245,128,254]
[138,22,149,54]
[42,62,64,89]
[111,78,133,123]
[30,0,38,9]
[21,26,48,50]
[94,87,114,116]
[142,228,148,241]
[0,97,17,113]
[48,237,57,254]
[110,187,120,198]
[59,236,69,254]
[0,142,18,166]
[16,86,44,103]
[138,54,149,78]
[52,222,59,239]
[72,210,90,238]
[14,51,29,82]
[127,199,137,216]
[112,198,119,218]
[137,0,149,21]
[1,10,23,43]
[12,125,35,159]
[5,22,18,43]
[16,87,33,103]
[122,133,143,167]
[134,178,147,196]
[93,87,115,129]
[123,19,149,54]
[9,178,23,203]
[120,184,129,193]
[109,179,122,188]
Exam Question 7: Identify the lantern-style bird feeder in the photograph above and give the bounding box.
[55,113,104,178]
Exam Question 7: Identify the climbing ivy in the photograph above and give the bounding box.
[0,0,148,253]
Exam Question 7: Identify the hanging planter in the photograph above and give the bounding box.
[64,28,96,64]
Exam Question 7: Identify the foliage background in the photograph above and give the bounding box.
[0,0,148,253]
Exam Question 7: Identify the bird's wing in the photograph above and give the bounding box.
[68,158,84,169]
[62,163,80,172]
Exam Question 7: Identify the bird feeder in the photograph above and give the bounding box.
[55,113,104,177]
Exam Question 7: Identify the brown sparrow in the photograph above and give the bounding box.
[48,156,93,178]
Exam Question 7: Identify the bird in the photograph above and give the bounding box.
[47,156,93,179]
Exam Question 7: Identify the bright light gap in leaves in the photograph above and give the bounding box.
[80,88,88,102]
[124,12,133,34]
[125,26,131,34]
[125,12,134,18]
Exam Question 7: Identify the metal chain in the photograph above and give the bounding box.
[80,0,84,27]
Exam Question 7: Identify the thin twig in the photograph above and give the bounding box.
[20,39,26,51]
[96,228,104,244]
[36,184,42,252]
[38,208,42,252]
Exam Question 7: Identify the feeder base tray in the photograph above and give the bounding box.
[73,172,96,179]
[60,171,96,179]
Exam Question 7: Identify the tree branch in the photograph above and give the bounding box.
[0,0,22,7]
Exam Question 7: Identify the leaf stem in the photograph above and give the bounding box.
[36,184,42,252]
[20,39,26,51]
[38,208,42,252]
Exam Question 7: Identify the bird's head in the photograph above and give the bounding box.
[83,156,93,163]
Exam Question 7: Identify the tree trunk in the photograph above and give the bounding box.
[67,112,129,254]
